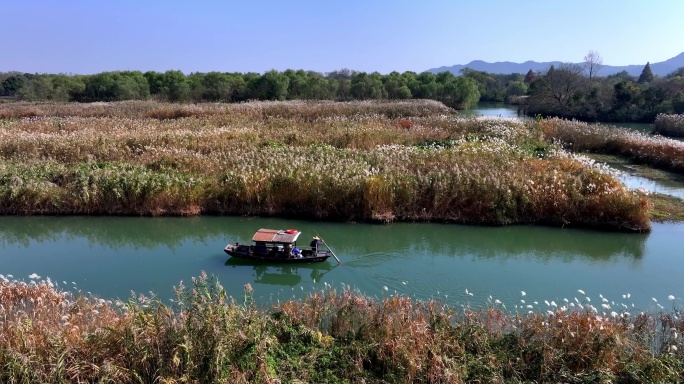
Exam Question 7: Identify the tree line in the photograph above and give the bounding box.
[526,57,684,122]
[5,56,682,122]
[0,69,483,110]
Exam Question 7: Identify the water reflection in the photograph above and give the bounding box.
[0,217,647,264]
[224,257,335,287]
[2,216,679,310]
[330,224,647,264]
[0,216,232,249]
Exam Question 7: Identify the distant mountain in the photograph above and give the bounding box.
[428,52,684,77]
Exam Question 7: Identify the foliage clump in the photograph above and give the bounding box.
[1,275,683,383]
[541,117,684,175]
[654,113,684,137]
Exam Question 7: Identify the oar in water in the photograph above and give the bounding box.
[314,230,342,265]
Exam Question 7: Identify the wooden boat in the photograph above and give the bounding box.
[224,228,331,263]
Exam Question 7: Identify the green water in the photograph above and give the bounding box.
[461,102,523,118]
[1,216,683,312]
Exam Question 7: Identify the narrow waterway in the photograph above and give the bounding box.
[1,216,682,313]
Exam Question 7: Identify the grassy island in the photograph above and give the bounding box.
[1,274,683,383]
[0,100,651,231]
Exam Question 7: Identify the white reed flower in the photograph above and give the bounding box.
[578,289,585,295]
[521,291,526,296]
[28,273,40,279]
[669,295,675,300]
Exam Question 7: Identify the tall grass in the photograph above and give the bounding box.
[0,101,651,231]
[0,99,454,120]
[654,113,684,137]
[541,117,684,174]
[1,275,682,383]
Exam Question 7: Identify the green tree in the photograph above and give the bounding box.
[461,68,504,101]
[350,72,386,99]
[400,71,420,97]
[523,69,536,83]
[283,69,309,100]
[306,72,336,100]
[17,75,54,101]
[52,75,86,101]
[435,72,480,109]
[163,70,190,102]
[505,80,528,98]
[414,72,438,99]
[326,69,354,100]
[528,64,588,116]
[611,81,642,121]
[666,67,684,79]
[144,71,165,96]
[395,85,412,99]
[82,71,150,101]
[200,72,234,101]
[606,70,634,84]
[253,70,290,100]
[144,70,189,101]
[383,71,408,99]
[673,91,684,113]
[1,75,26,96]
[638,62,654,84]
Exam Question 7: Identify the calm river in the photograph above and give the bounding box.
[2,104,683,313]
[1,215,683,312]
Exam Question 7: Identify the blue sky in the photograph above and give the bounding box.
[3,0,683,75]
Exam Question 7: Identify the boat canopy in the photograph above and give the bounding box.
[252,228,301,244]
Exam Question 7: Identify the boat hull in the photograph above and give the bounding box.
[224,245,330,263]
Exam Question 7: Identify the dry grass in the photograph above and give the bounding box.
[0,100,651,231]
[654,113,684,138]
[1,275,682,383]
[542,117,684,174]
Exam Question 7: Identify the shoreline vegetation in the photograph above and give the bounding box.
[2,274,683,383]
[0,100,655,231]
[654,113,684,138]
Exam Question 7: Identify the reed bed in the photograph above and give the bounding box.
[541,117,684,174]
[0,99,454,120]
[653,113,684,138]
[0,101,650,231]
[1,274,682,383]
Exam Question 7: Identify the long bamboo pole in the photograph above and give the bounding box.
[314,230,342,264]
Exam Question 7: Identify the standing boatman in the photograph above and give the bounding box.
[310,236,323,252]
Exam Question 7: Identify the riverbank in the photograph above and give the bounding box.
[584,153,684,222]
[0,100,650,231]
[1,274,682,383]
[541,118,684,174]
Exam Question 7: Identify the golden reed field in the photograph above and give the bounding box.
[0,100,652,231]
